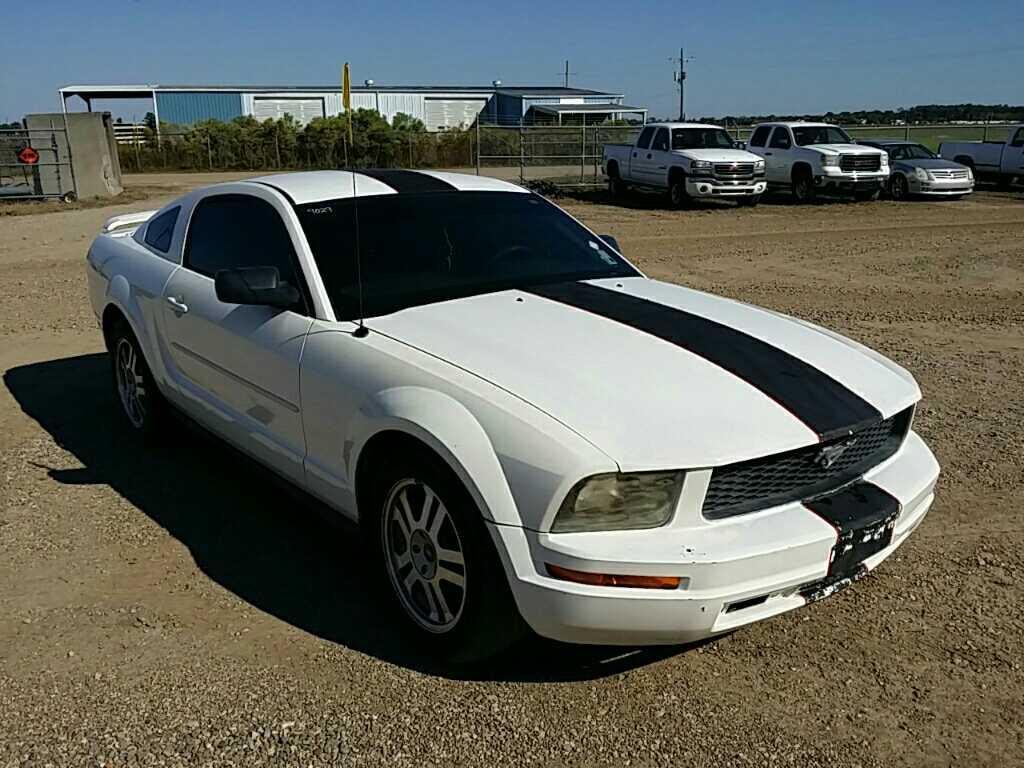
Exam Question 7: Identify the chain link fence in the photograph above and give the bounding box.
[119,120,1014,186]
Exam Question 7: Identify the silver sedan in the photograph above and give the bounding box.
[860,140,974,200]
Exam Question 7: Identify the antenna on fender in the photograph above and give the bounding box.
[350,168,368,338]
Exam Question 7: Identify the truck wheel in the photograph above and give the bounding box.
[366,444,526,664]
[607,164,627,197]
[107,319,166,437]
[791,169,816,204]
[668,175,690,208]
[736,195,760,207]
[889,174,908,201]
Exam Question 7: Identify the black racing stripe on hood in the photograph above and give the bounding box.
[357,169,458,193]
[524,281,881,440]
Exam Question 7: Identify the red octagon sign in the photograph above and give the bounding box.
[17,146,40,165]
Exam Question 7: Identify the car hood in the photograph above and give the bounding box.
[809,144,882,155]
[896,158,968,171]
[673,148,760,163]
[369,277,919,471]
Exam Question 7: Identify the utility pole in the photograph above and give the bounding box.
[670,47,695,121]
[559,60,577,88]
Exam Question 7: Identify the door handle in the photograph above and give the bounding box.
[166,296,189,314]
[646,153,652,159]
[632,152,637,157]
[765,152,773,156]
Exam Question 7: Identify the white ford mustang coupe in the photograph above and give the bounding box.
[87,170,939,660]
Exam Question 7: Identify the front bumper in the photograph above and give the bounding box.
[686,177,766,197]
[817,168,887,191]
[908,175,974,196]
[493,430,938,646]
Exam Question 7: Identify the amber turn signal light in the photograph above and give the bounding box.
[545,563,683,590]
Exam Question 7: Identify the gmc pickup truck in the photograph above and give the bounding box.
[603,123,767,207]
[939,125,1024,185]
[745,122,888,203]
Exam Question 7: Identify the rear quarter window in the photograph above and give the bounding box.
[143,206,180,254]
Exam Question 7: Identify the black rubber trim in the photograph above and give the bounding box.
[356,169,458,193]
[524,281,882,439]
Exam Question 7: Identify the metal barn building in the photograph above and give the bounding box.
[59,84,647,131]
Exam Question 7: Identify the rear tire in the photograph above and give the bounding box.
[736,194,760,207]
[365,444,526,664]
[107,319,166,437]
[791,169,816,204]
[608,165,627,197]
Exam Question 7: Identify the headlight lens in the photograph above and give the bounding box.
[690,159,713,175]
[821,154,839,167]
[914,167,929,181]
[754,159,765,170]
[966,167,974,180]
[551,471,684,533]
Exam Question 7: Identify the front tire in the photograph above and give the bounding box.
[791,169,816,204]
[107,320,165,437]
[889,174,909,201]
[368,446,525,663]
[668,174,690,208]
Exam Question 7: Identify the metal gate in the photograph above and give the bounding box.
[0,121,77,201]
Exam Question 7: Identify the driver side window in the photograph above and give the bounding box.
[769,127,791,149]
[184,194,309,313]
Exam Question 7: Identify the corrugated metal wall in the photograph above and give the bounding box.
[156,92,243,125]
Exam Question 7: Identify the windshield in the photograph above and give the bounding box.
[792,126,853,146]
[672,128,735,150]
[296,192,639,319]
[899,144,937,160]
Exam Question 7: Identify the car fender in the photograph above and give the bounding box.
[104,269,177,390]
[349,386,521,527]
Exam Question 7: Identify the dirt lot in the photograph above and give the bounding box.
[1,173,1022,767]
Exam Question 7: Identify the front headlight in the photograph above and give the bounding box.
[690,159,713,175]
[551,471,684,533]
[966,167,974,180]
[821,154,839,167]
[754,159,765,170]
[914,167,929,181]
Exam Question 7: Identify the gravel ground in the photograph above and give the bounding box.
[1,174,1022,767]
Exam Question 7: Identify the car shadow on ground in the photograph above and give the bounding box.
[559,186,868,210]
[4,353,692,683]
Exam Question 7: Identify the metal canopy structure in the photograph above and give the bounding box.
[530,102,648,125]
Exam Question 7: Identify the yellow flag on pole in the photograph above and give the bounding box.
[342,63,353,147]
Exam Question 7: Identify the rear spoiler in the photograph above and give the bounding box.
[102,210,157,236]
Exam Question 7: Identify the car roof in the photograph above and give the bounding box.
[645,122,724,130]
[245,170,527,205]
[756,122,838,128]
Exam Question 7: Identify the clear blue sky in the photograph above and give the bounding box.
[3,0,1021,123]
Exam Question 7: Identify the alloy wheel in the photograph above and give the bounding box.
[891,175,907,201]
[114,337,146,428]
[381,478,467,633]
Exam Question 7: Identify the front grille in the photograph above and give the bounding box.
[714,162,755,180]
[839,154,882,172]
[930,169,969,179]
[702,407,913,519]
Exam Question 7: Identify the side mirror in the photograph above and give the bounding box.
[215,266,300,310]
[735,141,747,150]
[600,234,622,254]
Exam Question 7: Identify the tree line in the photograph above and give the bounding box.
[697,103,1024,126]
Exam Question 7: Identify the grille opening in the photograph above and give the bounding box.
[725,594,770,613]
[702,407,913,520]
[839,154,882,172]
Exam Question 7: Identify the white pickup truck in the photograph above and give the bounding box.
[939,125,1024,185]
[745,122,889,203]
[603,123,767,207]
